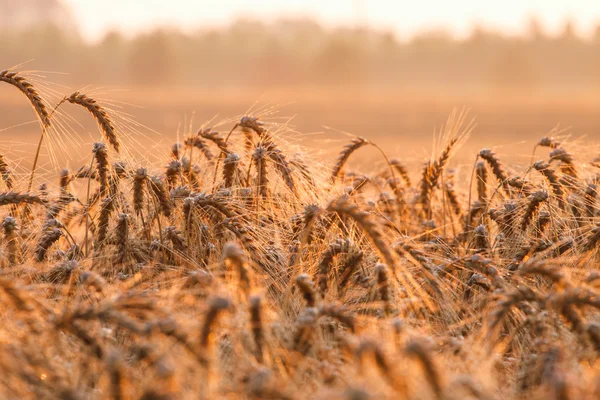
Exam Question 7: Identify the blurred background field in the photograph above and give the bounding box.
[1,0,600,168]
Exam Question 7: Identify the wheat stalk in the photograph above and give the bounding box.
[67,92,120,152]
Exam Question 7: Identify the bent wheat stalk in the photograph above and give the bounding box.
[0,70,54,191]
[66,92,120,152]
[0,70,50,127]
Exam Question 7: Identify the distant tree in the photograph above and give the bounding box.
[593,25,600,88]
[75,31,127,83]
[527,16,545,41]
[314,33,368,84]
[560,19,577,41]
[594,24,600,43]
[0,0,77,34]
[127,31,175,85]
[488,48,539,91]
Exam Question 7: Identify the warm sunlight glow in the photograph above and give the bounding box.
[2,2,600,399]
[62,0,600,42]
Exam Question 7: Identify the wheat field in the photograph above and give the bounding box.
[0,68,599,399]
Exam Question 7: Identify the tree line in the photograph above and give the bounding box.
[2,18,599,90]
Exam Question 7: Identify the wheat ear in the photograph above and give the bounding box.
[67,92,120,152]
[331,137,369,182]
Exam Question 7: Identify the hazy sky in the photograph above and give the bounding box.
[62,0,600,42]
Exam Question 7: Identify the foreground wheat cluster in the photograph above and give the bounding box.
[1,69,600,399]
